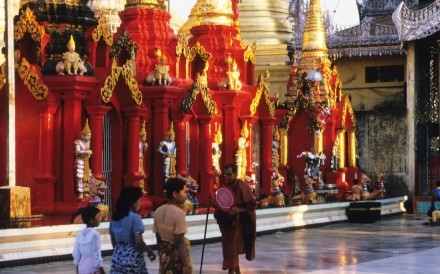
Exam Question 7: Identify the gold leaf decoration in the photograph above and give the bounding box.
[17,57,48,100]
[250,73,275,117]
[187,42,212,62]
[341,95,356,127]
[100,64,142,105]
[92,13,113,46]
[243,42,257,64]
[176,33,189,58]
[14,7,45,42]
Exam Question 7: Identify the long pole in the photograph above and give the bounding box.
[6,0,16,187]
[199,196,211,274]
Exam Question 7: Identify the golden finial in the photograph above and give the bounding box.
[68,35,75,47]
[81,119,91,135]
[166,121,175,137]
[240,120,249,138]
[140,121,147,136]
[273,126,280,139]
[215,124,223,144]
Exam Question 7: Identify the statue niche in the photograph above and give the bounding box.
[56,35,87,76]
[146,53,173,85]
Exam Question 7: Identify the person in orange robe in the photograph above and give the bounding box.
[216,163,256,274]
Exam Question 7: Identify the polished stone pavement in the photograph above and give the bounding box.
[1,214,439,274]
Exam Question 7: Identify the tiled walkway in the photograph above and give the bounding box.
[1,214,439,274]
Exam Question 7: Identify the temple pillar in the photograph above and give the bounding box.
[123,107,151,217]
[122,107,147,186]
[313,130,323,154]
[241,116,258,178]
[33,102,58,213]
[86,105,111,181]
[338,130,346,169]
[61,92,87,202]
[198,115,214,200]
[222,105,239,165]
[260,116,275,194]
[152,100,173,195]
[173,114,192,177]
[347,130,356,167]
[279,127,288,166]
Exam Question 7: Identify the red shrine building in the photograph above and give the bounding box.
[0,0,357,225]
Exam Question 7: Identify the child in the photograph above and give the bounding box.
[73,205,106,274]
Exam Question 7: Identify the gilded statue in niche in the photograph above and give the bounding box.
[56,35,87,76]
[146,53,172,85]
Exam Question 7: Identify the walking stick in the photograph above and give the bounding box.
[200,196,211,274]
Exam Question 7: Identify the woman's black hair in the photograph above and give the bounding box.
[112,186,143,221]
[74,205,100,225]
[164,177,186,199]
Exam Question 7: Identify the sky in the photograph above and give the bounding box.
[170,0,360,27]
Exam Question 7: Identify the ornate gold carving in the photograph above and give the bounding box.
[110,29,138,60]
[176,33,189,58]
[125,0,166,9]
[0,63,5,90]
[187,42,212,62]
[100,63,142,105]
[183,62,217,116]
[243,42,257,65]
[16,57,49,100]
[341,95,356,127]
[250,73,275,117]
[92,13,113,46]
[14,8,45,42]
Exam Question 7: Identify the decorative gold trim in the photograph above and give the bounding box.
[243,42,257,65]
[341,95,356,127]
[92,13,113,46]
[14,8,45,42]
[176,33,189,58]
[100,63,142,105]
[183,62,217,116]
[250,73,275,117]
[0,63,5,90]
[110,29,138,60]
[187,42,212,62]
[16,57,49,100]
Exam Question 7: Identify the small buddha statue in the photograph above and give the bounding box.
[146,54,173,85]
[226,59,242,90]
[56,35,87,76]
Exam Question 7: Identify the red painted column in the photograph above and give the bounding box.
[86,105,111,181]
[260,116,275,194]
[152,100,172,195]
[34,102,59,213]
[198,115,214,201]
[123,107,147,186]
[222,105,239,165]
[173,114,192,176]
[61,91,87,203]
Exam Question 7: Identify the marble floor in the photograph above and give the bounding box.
[1,214,439,274]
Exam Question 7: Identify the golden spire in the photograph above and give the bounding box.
[166,121,175,137]
[215,124,223,144]
[301,0,328,66]
[81,119,91,135]
[68,35,75,48]
[140,121,146,137]
[179,0,235,35]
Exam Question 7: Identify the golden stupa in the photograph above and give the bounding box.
[179,0,235,35]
